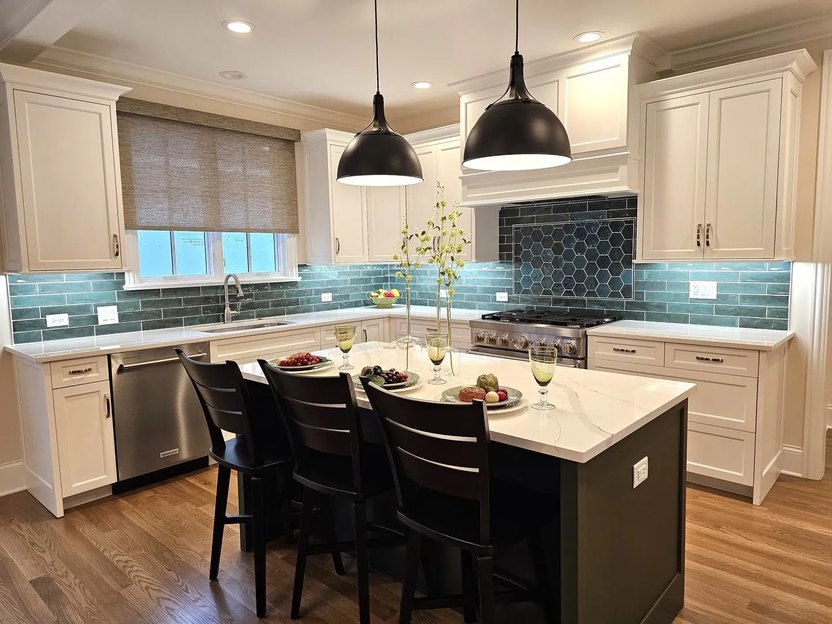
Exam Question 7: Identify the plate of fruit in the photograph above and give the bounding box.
[355,365,420,390]
[273,352,333,372]
[368,288,400,308]
[441,374,523,410]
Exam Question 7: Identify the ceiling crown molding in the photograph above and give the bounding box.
[30,45,366,131]
[670,15,832,72]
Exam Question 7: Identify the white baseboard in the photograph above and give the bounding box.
[827,403,832,429]
[0,461,25,497]
[780,445,804,477]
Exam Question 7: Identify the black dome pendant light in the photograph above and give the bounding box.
[462,0,572,171]
[337,0,422,186]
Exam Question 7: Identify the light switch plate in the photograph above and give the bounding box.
[97,305,119,325]
[46,313,69,328]
[496,292,509,302]
[321,292,332,302]
[633,457,649,489]
[689,281,717,300]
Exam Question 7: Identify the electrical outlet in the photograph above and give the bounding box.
[97,306,119,325]
[321,292,332,303]
[46,313,69,328]
[440,289,447,299]
[496,292,509,302]
[689,281,717,300]
[633,457,649,489]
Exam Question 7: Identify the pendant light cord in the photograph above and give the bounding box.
[374,0,380,94]
[515,0,519,54]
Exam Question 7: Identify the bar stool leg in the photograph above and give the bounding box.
[460,549,477,623]
[252,476,267,617]
[291,489,315,619]
[209,465,231,581]
[399,531,422,624]
[354,500,370,624]
[322,496,345,575]
[476,554,495,624]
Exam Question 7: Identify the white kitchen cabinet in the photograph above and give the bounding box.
[638,50,815,261]
[53,380,117,497]
[589,335,788,504]
[360,318,386,343]
[301,128,404,264]
[0,63,130,273]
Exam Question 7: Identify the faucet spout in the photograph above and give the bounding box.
[223,274,244,323]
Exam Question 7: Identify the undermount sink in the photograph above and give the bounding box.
[200,321,290,334]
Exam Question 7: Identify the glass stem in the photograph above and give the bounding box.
[343,353,349,369]
[434,365,442,383]
[539,387,548,406]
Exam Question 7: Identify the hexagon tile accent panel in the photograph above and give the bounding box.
[513,219,635,299]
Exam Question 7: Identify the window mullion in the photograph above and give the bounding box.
[170,231,177,275]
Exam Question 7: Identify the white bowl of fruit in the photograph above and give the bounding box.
[368,288,400,308]
[274,351,332,372]
[442,374,522,409]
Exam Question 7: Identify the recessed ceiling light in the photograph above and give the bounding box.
[223,20,254,34]
[411,81,432,89]
[575,31,603,44]
[219,70,247,80]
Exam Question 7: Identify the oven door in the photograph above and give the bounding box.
[468,346,585,368]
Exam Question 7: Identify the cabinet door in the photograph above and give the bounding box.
[704,79,782,259]
[13,90,123,271]
[366,186,405,262]
[53,380,116,496]
[436,140,474,261]
[361,319,385,343]
[405,146,438,256]
[641,94,709,260]
[328,144,368,263]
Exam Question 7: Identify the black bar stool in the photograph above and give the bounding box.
[258,361,405,624]
[362,380,558,624]
[177,351,313,618]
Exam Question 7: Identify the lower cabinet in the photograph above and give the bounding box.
[53,380,117,497]
[392,317,472,352]
[589,335,788,504]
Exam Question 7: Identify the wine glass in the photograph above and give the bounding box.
[334,325,356,370]
[425,333,449,385]
[529,344,557,410]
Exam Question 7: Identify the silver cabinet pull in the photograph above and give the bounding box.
[363,328,368,342]
[705,223,712,247]
[695,355,724,363]
[104,393,111,419]
[68,366,93,375]
[335,237,341,255]
[613,347,637,354]
[696,224,702,248]
[113,234,121,257]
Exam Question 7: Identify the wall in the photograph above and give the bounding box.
[0,276,23,493]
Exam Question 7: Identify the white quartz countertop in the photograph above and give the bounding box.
[240,342,695,463]
[5,305,491,364]
[587,320,794,351]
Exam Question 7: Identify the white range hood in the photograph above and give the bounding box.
[454,33,667,207]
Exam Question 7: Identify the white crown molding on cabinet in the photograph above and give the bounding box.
[451,32,669,96]
[0,60,130,100]
[405,123,460,145]
[670,15,832,73]
[29,46,367,132]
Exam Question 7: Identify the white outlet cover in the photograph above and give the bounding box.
[633,456,649,489]
[97,305,119,325]
[689,281,717,300]
[496,292,509,302]
[46,313,69,328]
[321,292,333,302]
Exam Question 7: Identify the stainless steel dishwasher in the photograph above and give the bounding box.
[109,342,211,483]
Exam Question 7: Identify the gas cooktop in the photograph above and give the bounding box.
[480,309,617,329]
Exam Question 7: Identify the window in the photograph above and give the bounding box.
[126,230,298,289]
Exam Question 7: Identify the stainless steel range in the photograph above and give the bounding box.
[469,309,617,368]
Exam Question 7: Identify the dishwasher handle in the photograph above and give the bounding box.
[117,351,207,371]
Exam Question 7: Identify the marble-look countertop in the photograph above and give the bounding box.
[5,305,491,364]
[587,320,794,351]
[240,342,695,463]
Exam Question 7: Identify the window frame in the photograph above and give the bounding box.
[123,230,300,290]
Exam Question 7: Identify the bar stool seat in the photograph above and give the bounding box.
[209,436,293,476]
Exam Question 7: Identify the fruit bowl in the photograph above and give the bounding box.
[368,288,399,308]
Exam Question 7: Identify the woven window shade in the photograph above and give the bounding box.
[117,100,301,233]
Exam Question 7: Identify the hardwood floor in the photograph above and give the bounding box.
[1,435,831,623]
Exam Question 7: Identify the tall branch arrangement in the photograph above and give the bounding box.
[392,218,428,369]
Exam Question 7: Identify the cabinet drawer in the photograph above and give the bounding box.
[665,343,758,377]
[679,370,758,433]
[211,328,321,364]
[589,337,664,366]
[687,422,755,486]
[50,356,109,389]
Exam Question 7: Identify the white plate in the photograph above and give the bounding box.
[276,358,334,374]
[441,386,523,409]
[355,373,422,393]
[486,399,527,416]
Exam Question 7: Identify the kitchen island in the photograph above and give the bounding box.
[240,342,696,624]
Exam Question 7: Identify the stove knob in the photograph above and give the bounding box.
[486,332,497,345]
[497,333,509,346]
[536,338,548,347]
[473,331,485,343]
[562,341,578,355]
[512,336,529,349]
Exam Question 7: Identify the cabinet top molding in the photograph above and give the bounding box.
[639,49,817,100]
[452,32,668,96]
[0,62,130,101]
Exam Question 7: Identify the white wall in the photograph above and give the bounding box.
[0,275,24,494]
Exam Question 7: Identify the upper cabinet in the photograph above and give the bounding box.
[638,50,816,261]
[456,35,663,206]
[300,128,405,264]
[0,63,130,273]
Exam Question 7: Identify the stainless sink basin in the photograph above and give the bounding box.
[200,321,290,334]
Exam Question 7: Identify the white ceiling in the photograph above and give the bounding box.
[51,0,832,128]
